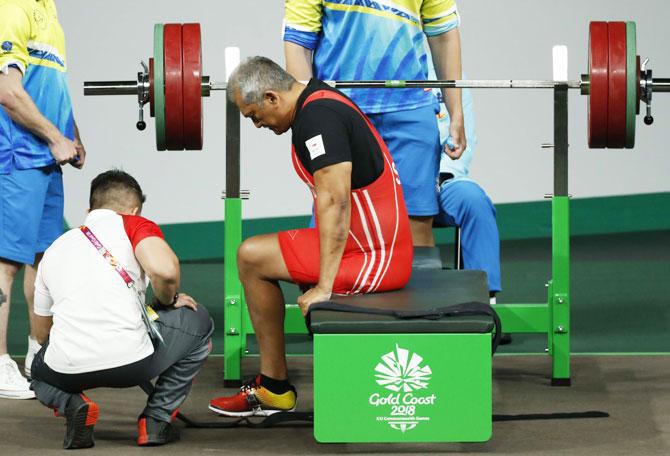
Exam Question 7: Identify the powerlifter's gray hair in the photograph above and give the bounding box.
[227,56,296,105]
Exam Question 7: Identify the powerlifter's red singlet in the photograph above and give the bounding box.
[278,89,413,294]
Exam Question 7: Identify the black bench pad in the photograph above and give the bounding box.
[309,269,492,334]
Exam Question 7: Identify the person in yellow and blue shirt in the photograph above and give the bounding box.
[0,0,85,399]
[284,0,466,247]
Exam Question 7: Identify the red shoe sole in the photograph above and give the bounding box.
[81,394,99,426]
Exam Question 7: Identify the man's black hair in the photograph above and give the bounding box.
[89,169,146,210]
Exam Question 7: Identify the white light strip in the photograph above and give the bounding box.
[553,45,568,81]
[225,47,240,82]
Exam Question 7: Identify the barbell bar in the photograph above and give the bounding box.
[83,21,669,151]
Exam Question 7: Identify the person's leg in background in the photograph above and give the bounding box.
[0,167,58,398]
[0,258,33,398]
[23,165,65,378]
[24,165,64,377]
[22,253,43,378]
[435,178,501,295]
[368,106,442,247]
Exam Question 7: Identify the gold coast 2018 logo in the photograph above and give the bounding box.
[370,344,436,433]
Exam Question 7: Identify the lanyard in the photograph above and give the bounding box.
[80,225,134,288]
[79,224,164,346]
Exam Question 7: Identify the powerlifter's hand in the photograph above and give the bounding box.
[174,293,198,311]
[444,121,466,159]
[70,137,86,169]
[297,285,332,316]
[49,134,79,165]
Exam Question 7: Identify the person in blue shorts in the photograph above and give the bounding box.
[284,0,466,247]
[0,0,84,398]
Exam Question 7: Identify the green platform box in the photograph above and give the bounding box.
[313,333,492,443]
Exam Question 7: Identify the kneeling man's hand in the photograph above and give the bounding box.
[174,293,198,311]
[297,286,332,316]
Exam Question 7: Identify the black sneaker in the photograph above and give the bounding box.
[63,393,99,449]
[137,415,180,446]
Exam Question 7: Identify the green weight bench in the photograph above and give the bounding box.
[308,268,496,443]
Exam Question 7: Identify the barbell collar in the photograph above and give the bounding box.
[580,74,590,95]
[201,76,211,96]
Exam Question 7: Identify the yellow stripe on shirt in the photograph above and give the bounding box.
[285,0,324,33]
[323,1,422,29]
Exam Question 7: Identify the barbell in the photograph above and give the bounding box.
[84,21,669,151]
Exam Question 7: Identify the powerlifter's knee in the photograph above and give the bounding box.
[237,237,261,273]
[237,236,279,277]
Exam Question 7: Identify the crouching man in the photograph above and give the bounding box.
[29,170,214,449]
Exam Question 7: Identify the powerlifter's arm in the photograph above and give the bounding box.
[296,161,352,314]
[428,28,466,158]
[284,41,314,81]
[0,67,79,165]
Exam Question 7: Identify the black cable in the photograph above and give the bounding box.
[175,410,607,429]
[176,411,313,429]
[493,411,609,422]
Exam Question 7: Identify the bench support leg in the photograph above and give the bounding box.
[550,84,571,385]
[550,196,570,385]
[224,197,244,387]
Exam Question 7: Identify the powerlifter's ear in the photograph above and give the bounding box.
[264,90,280,106]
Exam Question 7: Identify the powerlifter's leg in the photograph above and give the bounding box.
[237,233,293,380]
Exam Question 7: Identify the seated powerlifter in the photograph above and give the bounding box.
[30,170,214,449]
[209,57,413,416]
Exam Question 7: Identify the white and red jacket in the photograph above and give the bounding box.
[34,209,164,374]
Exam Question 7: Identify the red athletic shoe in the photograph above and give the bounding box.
[137,415,180,446]
[63,393,99,449]
[209,375,297,417]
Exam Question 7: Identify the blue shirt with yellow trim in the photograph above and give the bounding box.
[284,0,460,114]
[0,0,74,173]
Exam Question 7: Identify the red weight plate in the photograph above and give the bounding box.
[636,55,640,115]
[182,23,203,150]
[588,22,609,148]
[163,23,184,150]
[149,58,155,118]
[607,21,627,148]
